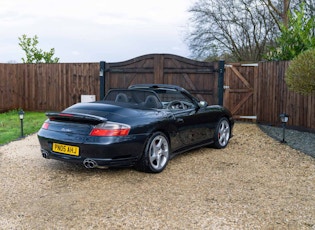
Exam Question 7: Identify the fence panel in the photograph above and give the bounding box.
[0,60,314,131]
[257,61,315,131]
[0,63,100,112]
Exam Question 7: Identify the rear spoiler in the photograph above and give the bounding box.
[46,112,107,123]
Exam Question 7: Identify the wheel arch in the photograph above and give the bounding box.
[135,128,171,173]
[143,127,172,151]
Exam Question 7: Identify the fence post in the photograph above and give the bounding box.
[218,60,225,106]
[100,61,105,100]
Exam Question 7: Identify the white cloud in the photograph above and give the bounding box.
[0,0,194,63]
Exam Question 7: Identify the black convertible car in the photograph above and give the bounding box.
[38,84,234,173]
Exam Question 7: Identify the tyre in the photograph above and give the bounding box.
[136,132,170,173]
[213,117,230,149]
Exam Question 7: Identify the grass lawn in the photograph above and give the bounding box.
[0,110,47,145]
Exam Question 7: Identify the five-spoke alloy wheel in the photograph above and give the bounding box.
[213,118,231,148]
[136,132,170,173]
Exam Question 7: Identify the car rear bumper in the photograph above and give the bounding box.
[40,148,139,168]
[37,130,147,168]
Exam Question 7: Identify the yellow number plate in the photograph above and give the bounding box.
[52,143,79,156]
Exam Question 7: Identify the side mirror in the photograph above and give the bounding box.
[198,101,208,108]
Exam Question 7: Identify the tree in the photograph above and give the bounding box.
[285,48,315,95]
[261,0,291,29]
[18,34,59,63]
[265,4,315,60]
[186,0,313,62]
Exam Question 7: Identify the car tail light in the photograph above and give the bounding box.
[89,122,130,137]
[58,113,74,117]
[42,122,49,130]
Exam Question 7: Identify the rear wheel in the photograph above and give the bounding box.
[213,118,230,148]
[136,132,170,173]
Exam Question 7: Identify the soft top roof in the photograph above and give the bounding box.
[104,89,163,109]
[128,84,199,105]
[129,84,185,92]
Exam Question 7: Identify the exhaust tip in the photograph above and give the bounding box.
[41,149,49,158]
[83,158,98,169]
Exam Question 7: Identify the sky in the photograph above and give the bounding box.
[0,0,194,63]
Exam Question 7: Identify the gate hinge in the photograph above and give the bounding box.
[214,68,225,73]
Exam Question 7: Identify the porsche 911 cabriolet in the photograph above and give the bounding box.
[38,84,234,173]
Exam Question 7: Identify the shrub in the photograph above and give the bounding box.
[265,4,315,61]
[285,48,315,95]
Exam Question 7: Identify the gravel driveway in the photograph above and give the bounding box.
[0,123,314,229]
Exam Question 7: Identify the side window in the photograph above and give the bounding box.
[157,91,196,110]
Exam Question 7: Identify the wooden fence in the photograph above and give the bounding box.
[0,63,99,112]
[0,58,314,131]
[224,61,315,131]
[257,61,315,131]
[0,55,221,112]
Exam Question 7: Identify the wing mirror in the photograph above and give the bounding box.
[198,101,208,108]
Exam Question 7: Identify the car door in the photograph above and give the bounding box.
[171,103,223,150]
[157,89,216,151]
[170,104,215,150]
[171,108,197,148]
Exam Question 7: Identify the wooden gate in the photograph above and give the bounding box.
[224,64,258,120]
[100,54,220,105]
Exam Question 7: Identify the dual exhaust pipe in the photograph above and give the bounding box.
[41,149,106,169]
[83,158,98,169]
[83,159,108,169]
[41,149,49,159]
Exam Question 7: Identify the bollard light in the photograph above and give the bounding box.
[279,113,289,143]
[18,109,25,138]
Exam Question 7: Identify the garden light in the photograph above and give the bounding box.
[18,109,25,137]
[279,113,289,143]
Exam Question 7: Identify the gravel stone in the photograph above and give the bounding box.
[259,124,315,158]
[0,123,314,229]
